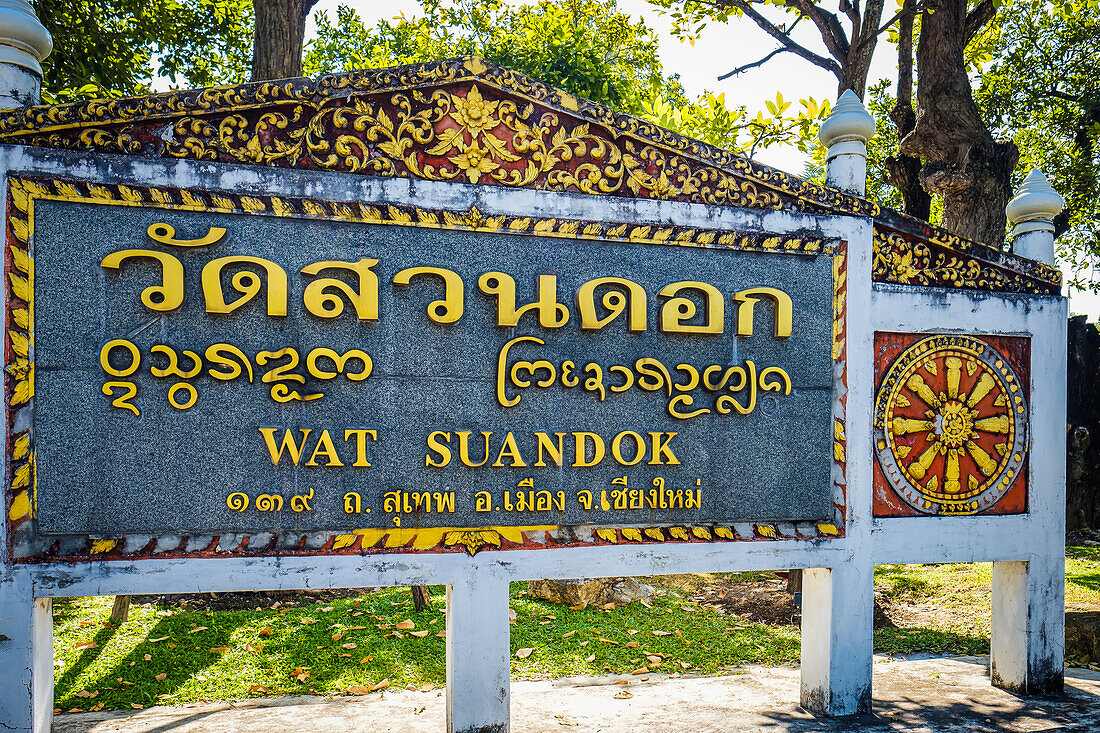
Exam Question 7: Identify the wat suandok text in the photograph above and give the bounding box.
[30,195,837,536]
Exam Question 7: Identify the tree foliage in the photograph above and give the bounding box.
[975,0,1100,288]
[35,0,252,101]
[304,0,828,156]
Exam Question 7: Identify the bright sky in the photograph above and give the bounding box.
[306,0,1099,318]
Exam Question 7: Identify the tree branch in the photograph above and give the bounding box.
[791,0,850,61]
[718,46,790,80]
[964,0,996,44]
[861,0,923,54]
[727,1,843,77]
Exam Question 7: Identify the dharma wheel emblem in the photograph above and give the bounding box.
[874,335,1028,515]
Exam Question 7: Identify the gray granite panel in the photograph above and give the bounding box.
[32,199,835,535]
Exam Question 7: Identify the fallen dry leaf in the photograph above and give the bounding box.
[409,630,430,638]
[73,641,98,650]
[414,705,426,715]
[651,630,672,636]
[331,633,343,641]
[342,642,358,649]
[360,655,374,663]
[148,636,169,643]
[89,703,105,712]
[515,647,534,659]
[321,606,334,612]
[584,654,595,662]
[436,630,446,637]
[143,654,152,661]
[395,619,415,630]
[631,667,649,675]
[647,656,662,667]
[680,662,691,669]
[248,685,270,694]
[244,642,264,653]
[627,630,639,635]
[154,673,167,681]
[257,627,273,637]
[188,627,207,634]
[292,666,311,682]
[130,703,143,709]
[300,619,318,625]
[562,630,577,638]
[625,641,639,648]
[598,638,619,645]
[370,678,390,692]
[613,690,633,699]
[209,646,230,653]
[570,604,586,610]
[420,683,434,692]
[119,681,135,686]
[73,690,98,698]
[346,686,373,695]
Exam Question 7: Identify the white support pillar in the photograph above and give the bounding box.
[800,563,874,716]
[818,90,875,196]
[446,575,511,733]
[0,574,53,733]
[990,556,1065,694]
[1006,169,1065,266]
[0,0,52,110]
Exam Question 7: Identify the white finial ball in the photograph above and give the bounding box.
[1006,169,1065,228]
[0,0,52,75]
[818,89,876,149]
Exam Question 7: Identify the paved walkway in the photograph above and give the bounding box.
[54,656,1100,732]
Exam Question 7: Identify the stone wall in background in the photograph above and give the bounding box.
[1068,315,1100,533]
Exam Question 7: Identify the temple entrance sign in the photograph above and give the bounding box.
[0,52,1067,733]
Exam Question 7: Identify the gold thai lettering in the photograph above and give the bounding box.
[301,258,379,320]
[167,382,198,410]
[456,431,492,467]
[658,281,724,334]
[290,488,315,512]
[100,338,141,377]
[202,255,288,316]
[393,266,464,324]
[343,492,362,513]
[384,490,456,513]
[306,347,373,381]
[259,427,376,467]
[474,491,492,512]
[576,277,647,331]
[260,428,311,465]
[478,272,569,328]
[343,429,377,467]
[100,249,185,312]
[759,366,792,394]
[149,344,202,378]
[147,222,226,248]
[425,431,452,467]
[255,494,284,511]
[535,432,565,467]
[205,343,254,381]
[733,287,793,337]
[101,381,139,416]
[611,431,646,466]
[226,492,249,512]
[716,361,758,415]
[496,335,545,407]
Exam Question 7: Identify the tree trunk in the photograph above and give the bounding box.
[884,2,931,220]
[899,0,1017,245]
[251,0,319,81]
[840,0,886,98]
[411,585,432,612]
[109,595,131,624]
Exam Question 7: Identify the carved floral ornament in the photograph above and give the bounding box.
[4,175,847,561]
[874,335,1028,515]
[0,57,876,219]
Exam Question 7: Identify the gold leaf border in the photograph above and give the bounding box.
[0,57,877,220]
[5,175,847,562]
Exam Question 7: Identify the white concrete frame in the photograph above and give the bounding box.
[0,146,1066,733]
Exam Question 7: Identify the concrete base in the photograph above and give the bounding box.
[0,574,53,733]
[50,657,1100,733]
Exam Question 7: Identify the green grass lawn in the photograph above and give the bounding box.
[51,548,1100,713]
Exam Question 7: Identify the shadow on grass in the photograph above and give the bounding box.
[56,613,249,710]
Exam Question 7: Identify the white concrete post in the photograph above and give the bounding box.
[0,0,52,109]
[990,309,1066,695]
[1006,169,1065,266]
[446,575,511,733]
[800,563,875,715]
[0,574,53,733]
[818,90,875,196]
